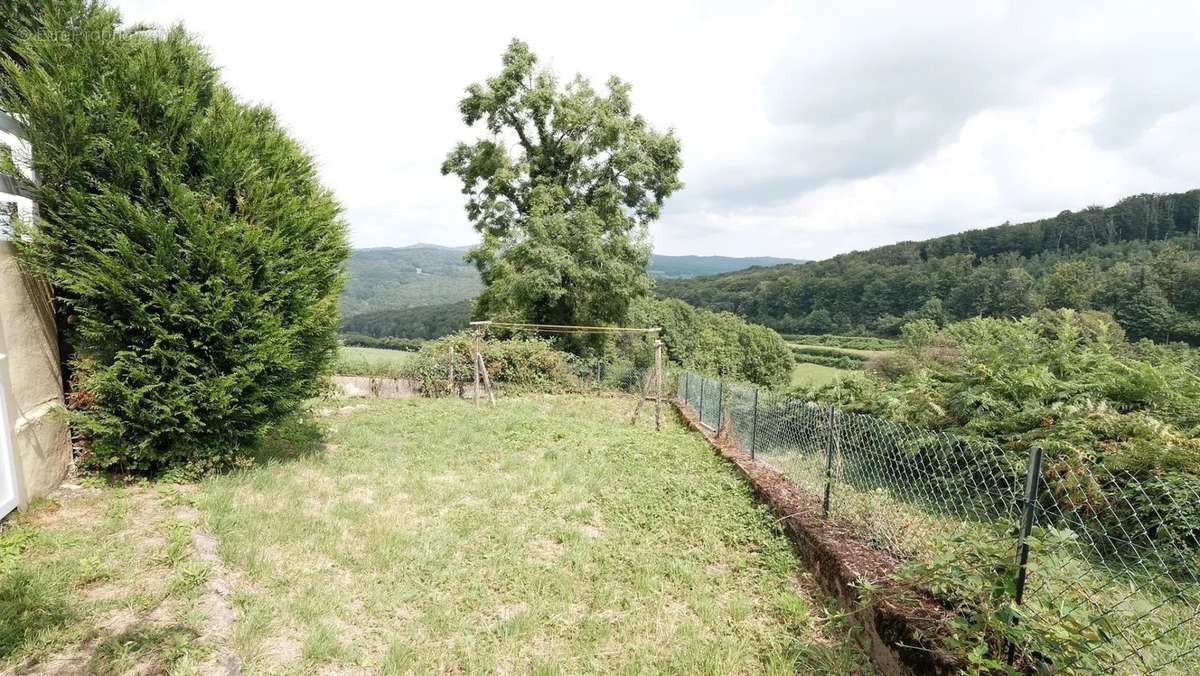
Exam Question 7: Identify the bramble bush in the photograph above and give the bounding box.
[629,297,794,387]
[0,1,348,473]
[402,333,579,395]
[811,310,1200,555]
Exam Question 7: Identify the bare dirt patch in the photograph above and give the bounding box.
[527,537,565,564]
[190,526,242,675]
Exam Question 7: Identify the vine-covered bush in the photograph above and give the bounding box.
[0,2,348,472]
[402,334,579,395]
[630,297,794,387]
[812,310,1200,554]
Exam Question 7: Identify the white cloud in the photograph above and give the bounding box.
[113,0,1200,259]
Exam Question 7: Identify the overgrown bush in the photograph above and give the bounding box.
[629,297,794,387]
[812,310,1200,554]
[781,334,900,350]
[402,333,578,395]
[0,2,348,472]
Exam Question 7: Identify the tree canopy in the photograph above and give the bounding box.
[443,39,683,351]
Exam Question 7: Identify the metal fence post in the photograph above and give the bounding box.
[822,405,837,516]
[716,380,724,434]
[683,371,690,406]
[750,387,759,460]
[1006,445,1044,665]
[698,376,706,425]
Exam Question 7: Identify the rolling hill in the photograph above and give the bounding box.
[648,254,804,278]
[340,246,806,317]
[657,189,1200,344]
[340,245,480,317]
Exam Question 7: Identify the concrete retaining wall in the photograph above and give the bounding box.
[332,375,421,399]
[0,241,71,508]
[2,108,71,511]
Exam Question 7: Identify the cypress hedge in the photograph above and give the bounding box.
[1,2,349,472]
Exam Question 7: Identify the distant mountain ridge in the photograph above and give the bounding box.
[340,246,806,318]
[656,189,1200,342]
[649,254,804,278]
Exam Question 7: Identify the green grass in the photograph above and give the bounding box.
[0,484,214,673]
[1,396,870,674]
[335,346,414,376]
[790,363,861,388]
[195,395,869,674]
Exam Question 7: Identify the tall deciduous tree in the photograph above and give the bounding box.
[442,39,683,350]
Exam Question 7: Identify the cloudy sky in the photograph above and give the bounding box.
[114,0,1200,260]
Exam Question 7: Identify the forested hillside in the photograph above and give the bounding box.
[341,245,481,316]
[342,299,471,339]
[659,190,1200,343]
[341,247,805,317]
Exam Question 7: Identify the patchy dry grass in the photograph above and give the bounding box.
[198,395,870,674]
[1,395,871,674]
[0,482,215,674]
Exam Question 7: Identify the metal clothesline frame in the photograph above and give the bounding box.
[466,320,667,430]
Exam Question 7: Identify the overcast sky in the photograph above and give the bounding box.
[113,0,1200,260]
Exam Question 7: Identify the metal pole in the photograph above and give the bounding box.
[716,380,724,434]
[822,405,836,517]
[654,340,663,432]
[683,371,690,406]
[1006,445,1044,665]
[750,387,759,460]
[699,376,706,426]
[472,331,481,406]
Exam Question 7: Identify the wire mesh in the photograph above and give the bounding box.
[675,370,1200,674]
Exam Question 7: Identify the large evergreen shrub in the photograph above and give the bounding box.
[0,2,349,472]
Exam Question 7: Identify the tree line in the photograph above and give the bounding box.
[658,191,1200,344]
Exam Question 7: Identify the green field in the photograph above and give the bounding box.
[335,346,414,376]
[790,363,860,388]
[1,396,868,674]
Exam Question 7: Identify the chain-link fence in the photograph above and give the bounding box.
[676,371,1200,674]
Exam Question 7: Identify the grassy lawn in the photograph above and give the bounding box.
[0,482,220,674]
[790,363,861,388]
[1,395,869,674]
[335,346,415,376]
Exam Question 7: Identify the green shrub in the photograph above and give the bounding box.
[402,333,578,395]
[629,297,793,387]
[789,346,867,370]
[814,310,1200,555]
[781,334,901,350]
[1,2,348,472]
[339,333,423,352]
